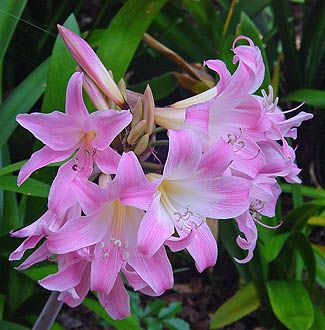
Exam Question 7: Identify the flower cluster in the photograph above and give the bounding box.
[10,27,312,319]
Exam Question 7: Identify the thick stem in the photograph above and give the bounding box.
[33,292,63,330]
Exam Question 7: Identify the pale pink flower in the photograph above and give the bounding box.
[47,152,173,313]
[17,72,132,185]
[138,129,250,272]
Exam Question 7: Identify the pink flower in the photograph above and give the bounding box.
[17,72,132,185]
[138,129,250,272]
[47,152,173,318]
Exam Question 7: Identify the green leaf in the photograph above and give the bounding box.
[163,318,190,330]
[0,294,5,319]
[0,160,26,177]
[313,245,325,289]
[281,183,325,199]
[0,59,49,149]
[144,317,163,330]
[236,12,271,92]
[129,72,178,101]
[0,176,49,198]
[23,264,57,282]
[308,216,325,226]
[309,305,325,330]
[97,0,168,81]
[263,233,291,262]
[41,14,80,114]
[0,320,30,330]
[267,280,314,330]
[210,282,260,329]
[158,302,182,319]
[264,232,316,285]
[143,299,166,317]
[0,0,27,61]
[83,297,143,330]
[282,89,325,108]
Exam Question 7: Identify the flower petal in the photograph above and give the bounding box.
[113,152,157,210]
[164,129,202,179]
[65,72,89,124]
[138,192,174,256]
[71,177,106,215]
[39,258,87,291]
[47,207,108,254]
[9,235,42,261]
[91,244,122,294]
[98,275,130,320]
[184,222,217,272]
[16,242,51,270]
[197,138,233,178]
[18,146,73,186]
[94,147,121,175]
[128,246,173,295]
[90,109,132,150]
[16,112,84,151]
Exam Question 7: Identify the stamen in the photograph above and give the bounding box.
[254,218,283,229]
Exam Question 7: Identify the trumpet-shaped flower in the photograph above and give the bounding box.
[47,152,173,318]
[138,129,250,272]
[17,72,132,185]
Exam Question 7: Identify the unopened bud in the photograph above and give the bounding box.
[134,133,149,155]
[127,119,147,145]
[142,85,155,135]
[131,97,143,128]
[118,78,127,100]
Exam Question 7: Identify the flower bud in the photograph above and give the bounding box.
[142,85,155,135]
[134,133,149,155]
[131,97,143,128]
[127,119,147,145]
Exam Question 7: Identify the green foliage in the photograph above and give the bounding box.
[210,282,260,329]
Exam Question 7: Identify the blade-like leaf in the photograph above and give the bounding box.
[41,14,80,114]
[0,0,27,61]
[308,216,325,226]
[0,320,30,330]
[267,280,314,330]
[0,176,49,198]
[210,282,260,329]
[0,59,49,149]
[97,0,168,81]
[282,89,325,108]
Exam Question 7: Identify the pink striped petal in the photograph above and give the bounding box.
[16,242,51,270]
[47,207,108,254]
[128,246,173,295]
[204,59,231,94]
[138,193,174,256]
[184,222,217,272]
[16,112,84,151]
[165,229,196,252]
[71,177,106,215]
[17,146,73,186]
[164,129,202,180]
[94,147,121,175]
[9,235,42,261]
[65,72,89,124]
[91,245,122,294]
[90,109,132,150]
[197,139,233,178]
[39,259,87,291]
[113,152,157,210]
[98,276,130,320]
